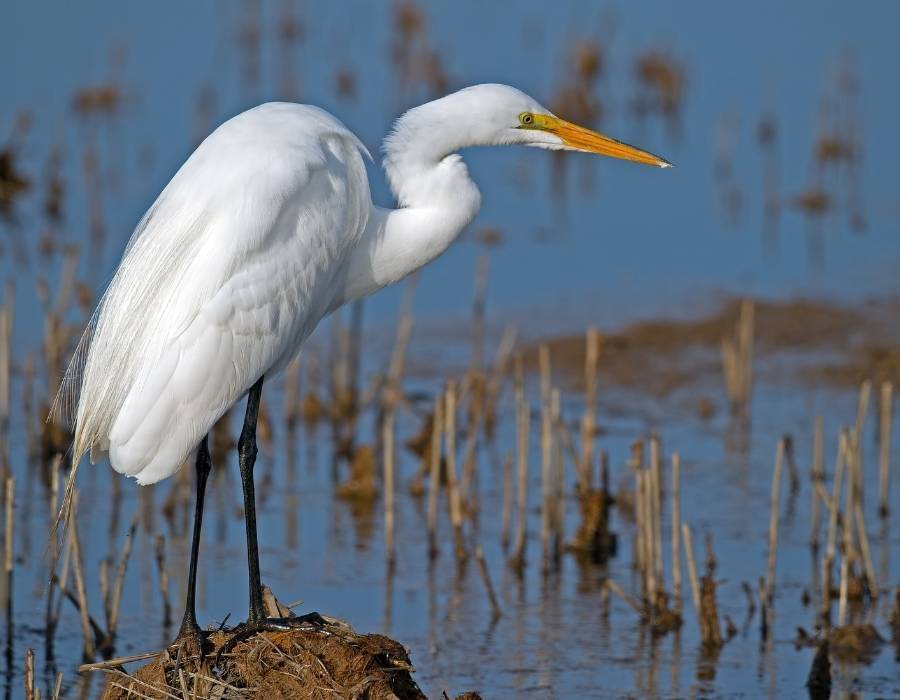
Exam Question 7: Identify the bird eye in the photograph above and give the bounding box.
[519,112,534,126]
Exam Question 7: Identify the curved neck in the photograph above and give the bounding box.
[336,106,482,306]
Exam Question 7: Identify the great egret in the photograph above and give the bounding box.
[59,83,670,648]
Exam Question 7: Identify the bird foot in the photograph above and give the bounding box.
[167,621,210,671]
[213,612,326,667]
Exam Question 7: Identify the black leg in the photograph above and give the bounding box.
[176,435,211,641]
[238,376,266,625]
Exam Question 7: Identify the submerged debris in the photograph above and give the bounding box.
[336,444,378,502]
[828,623,884,665]
[805,640,831,700]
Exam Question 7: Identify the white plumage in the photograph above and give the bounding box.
[63,103,371,484]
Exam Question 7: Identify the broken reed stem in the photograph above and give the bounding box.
[470,253,489,374]
[825,431,847,567]
[821,431,848,623]
[459,374,483,510]
[671,453,682,615]
[650,436,663,594]
[427,392,443,560]
[846,429,877,597]
[383,406,396,568]
[604,578,644,616]
[843,431,858,584]
[24,647,34,700]
[475,546,501,618]
[539,345,552,569]
[551,389,564,566]
[852,501,878,598]
[642,470,656,598]
[634,469,645,588]
[579,328,601,494]
[811,416,824,549]
[106,510,138,642]
[69,495,96,661]
[682,523,702,629]
[852,380,870,503]
[837,553,849,627]
[4,476,12,579]
[501,452,513,551]
[154,534,171,630]
[484,325,517,437]
[444,381,466,562]
[765,438,785,603]
[511,358,530,569]
[879,381,893,518]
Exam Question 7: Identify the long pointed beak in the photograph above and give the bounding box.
[550,118,673,168]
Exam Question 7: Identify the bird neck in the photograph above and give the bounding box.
[336,110,482,307]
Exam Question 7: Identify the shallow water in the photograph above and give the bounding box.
[6,319,897,698]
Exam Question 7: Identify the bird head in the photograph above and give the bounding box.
[448,83,672,168]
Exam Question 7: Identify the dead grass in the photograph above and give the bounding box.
[102,616,426,700]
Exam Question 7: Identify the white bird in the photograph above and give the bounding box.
[59,83,670,648]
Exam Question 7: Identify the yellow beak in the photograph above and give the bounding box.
[528,115,673,168]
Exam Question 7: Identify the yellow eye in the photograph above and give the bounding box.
[519,112,535,126]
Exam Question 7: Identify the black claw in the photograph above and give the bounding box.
[212,612,325,669]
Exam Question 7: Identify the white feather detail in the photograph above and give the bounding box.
[56,102,371,484]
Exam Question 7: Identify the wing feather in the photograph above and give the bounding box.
[59,102,371,485]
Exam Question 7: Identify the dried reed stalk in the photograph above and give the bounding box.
[551,389,564,566]
[427,392,443,560]
[852,501,877,599]
[501,452,513,551]
[845,436,877,597]
[879,381,893,517]
[650,436,663,593]
[68,495,96,660]
[682,523,701,628]
[642,470,656,598]
[671,453,682,615]
[837,554,849,627]
[635,469,646,591]
[843,432,858,578]
[579,328,601,493]
[106,511,138,644]
[24,648,34,700]
[825,431,848,567]
[475,546,501,618]
[444,381,465,562]
[539,345,552,569]
[383,407,396,568]
[765,439,785,603]
[459,374,483,511]
[470,253,489,373]
[604,578,643,616]
[483,325,517,441]
[511,361,530,570]
[154,534,171,629]
[810,416,824,549]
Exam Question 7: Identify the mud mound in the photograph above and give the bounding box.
[101,616,426,700]
[525,297,900,396]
